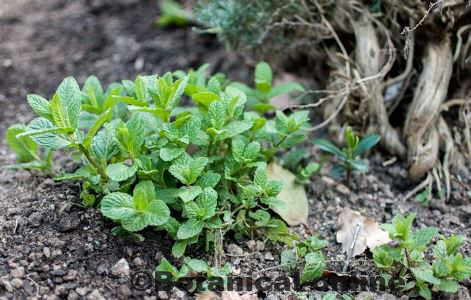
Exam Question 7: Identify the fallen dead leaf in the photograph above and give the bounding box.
[267,162,308,226]
[336,207,390,257]
[221,291,258,300]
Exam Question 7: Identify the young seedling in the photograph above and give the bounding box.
[230,62,305,113]
[313,127,380,186]
[372,214,471,299]
[280,236,327,284]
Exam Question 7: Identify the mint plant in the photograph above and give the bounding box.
[372,214,471,299]
[5,65,311,259]
[313,127,380,186]
[229,62,304,113]
[281,236,327,284]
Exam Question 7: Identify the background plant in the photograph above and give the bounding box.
[229,62,304,113]
[194,0,471,200]
[313,127,380,186]
[5,64,311,259]
[372,214,471,299]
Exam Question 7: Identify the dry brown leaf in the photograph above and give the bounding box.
[266,162,308,226]
[336,207,390,257]
[221,291,258,300]
[363,218,391,249]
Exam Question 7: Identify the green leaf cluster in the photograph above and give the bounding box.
[280,236,327,284]
[156,0,193,27]
[5,64,311,259]
[230,62,304,113]
[372,214,471,299]
[313,126,380,184]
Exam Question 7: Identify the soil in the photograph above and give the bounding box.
[0,1,471,300]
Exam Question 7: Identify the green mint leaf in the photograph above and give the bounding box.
[6,124,38,162]
[444,235,465,256]
[208,100,227,128]
[221,120,253,140]
[177,219,204,240]
[56,77,82,129]
[412,227,438,251]
[106,163,137,182]
[437,280,460,293]
[196,171,221,188]
[160,146,185,162]
[169,154,208,185]
[191,91,219,107]
[27,94,52,120]
[83,108,112,149]
[412,266,441,285]
[26,118,71,149]
[185,258,209,273]
[171,240,188,258]
[91,125,119,165]
[255,62,272,93]
[179,186,203,203]
[254,164,268,188]
[197,187,218,220]
[300,252,326,284]
[121,199,170,232]
[133,180,156,210]
[101,192,136,220]
[280,249,298,272]
[155,258,179,279]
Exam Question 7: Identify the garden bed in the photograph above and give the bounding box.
[0,1,470,299]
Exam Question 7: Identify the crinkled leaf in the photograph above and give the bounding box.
[197,187,218,219]
[185,258,209,273]
[26,118,71,149]
[412,266,441,285]
[6,124,38,162]
[179,186,203,203]
[196,171,221,188]
[160,146,185,162]
[27,94,52,120]
[101,192,135,220]
[55,77,82,129]
[177,219,204,240]
[301,252,325,284]
[106,163,137,182]
[412,227,438,251]
[91,126,119,164]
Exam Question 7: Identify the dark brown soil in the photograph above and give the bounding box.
[1,1,471,299]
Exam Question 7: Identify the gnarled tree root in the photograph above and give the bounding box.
[404,37,453,181]
[352,15,406,157]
